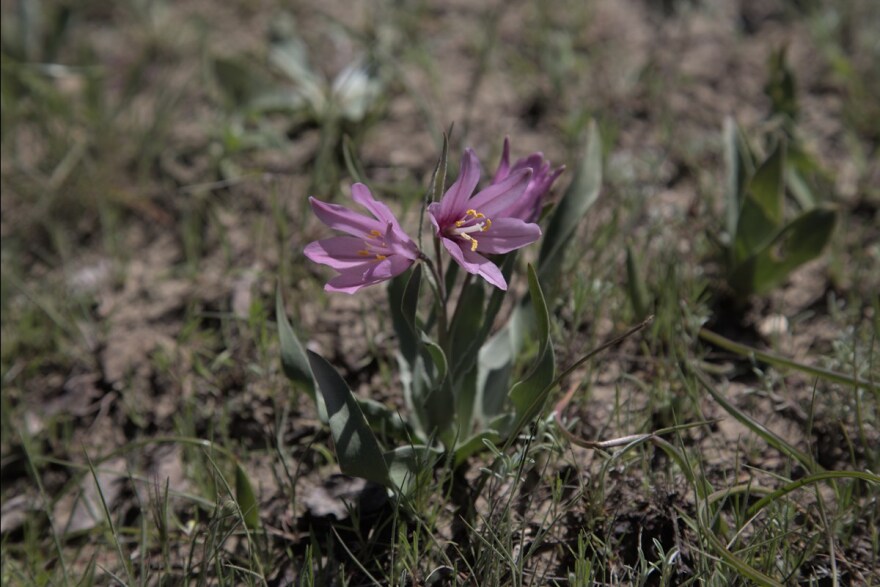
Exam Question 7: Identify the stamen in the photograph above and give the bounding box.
[447,208,492,251]
[369,229,383,238]
[359,242,388,261]
[460,234,479,252]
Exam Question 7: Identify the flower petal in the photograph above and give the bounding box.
[324,256,413,294]
[382,221,419,260]
[476,218,542,254]
[467,168,532,218]
[310,197,382,237]
[427,202,443,235]
[441,237,507,290]
[437,149,482,222]
[304,236,378,270]
[351,183,400,228]
[491,137,511,184]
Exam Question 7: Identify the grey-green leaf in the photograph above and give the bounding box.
[276,285,318,404]
[730,207,837,295]
[342,134,367,184]
[421,335,448,383]
[733,142,787,264]
[212,57,275,110]
[747,141,785,228]
[418,132,450,250]
[539,119,602,284]
[384,446,442,494]
[448,279,485,377]
[625,244,650,320]
[307,350,391,487]
[508,266,556,431]
[723,117,754,238]
[234,462,261,530]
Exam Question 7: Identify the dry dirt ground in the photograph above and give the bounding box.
[1,0,878,583]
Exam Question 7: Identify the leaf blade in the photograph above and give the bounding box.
[538,119,602,284]
[307,351,391,487]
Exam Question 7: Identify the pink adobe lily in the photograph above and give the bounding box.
[305,183,419,294]
[491,137,564,223]
[428,148,541,290]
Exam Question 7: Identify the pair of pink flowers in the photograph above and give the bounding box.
[304,139,563,293]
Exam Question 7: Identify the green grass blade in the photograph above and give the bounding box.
[746,470,880,519]
[693,368,821,472]
[699,328,876,391]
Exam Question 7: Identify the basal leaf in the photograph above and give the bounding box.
[276,285,323,417]
[625,244,650,320]
[508,266,556,431]
[358,397,414,442]
[452,429,503,467]
[269,38,325,111]
[538,119,602,284]
[723,117,754,238]
[418,131,450,250]
[422,377,455,441]
[449,279,485,377]
[402,264,423,332]
[734,196,779,264]
[431,130,450,203]
[234,462,261,530]
[307,351,391,488]
[747,141,786,227]
[342,134,367,184]
[388,267,420,365]
[765,47,798,122]
[733,142,787,264]
[421,335,448,383]
[478,333,516,420]
[528,264,549,344]
[476,259,526,422]
[785,166,816,211]
[384,446,442,495]
[212,56,275,111]
[730,207,837,295]
[507,341,555,435]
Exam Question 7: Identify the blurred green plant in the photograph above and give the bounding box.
[718,119,837,297]
[210,13,385,189]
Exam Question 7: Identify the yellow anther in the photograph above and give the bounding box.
[357,250,371,257]
[448,208,493,251]
[461,233,479,252]
[375,254,387,260]
[369,229,383,238]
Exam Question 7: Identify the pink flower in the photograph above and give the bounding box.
[428,149,541,290]
[305,184,419,294]
[491,137,564,223]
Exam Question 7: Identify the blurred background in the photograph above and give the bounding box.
[1,0,878,582]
